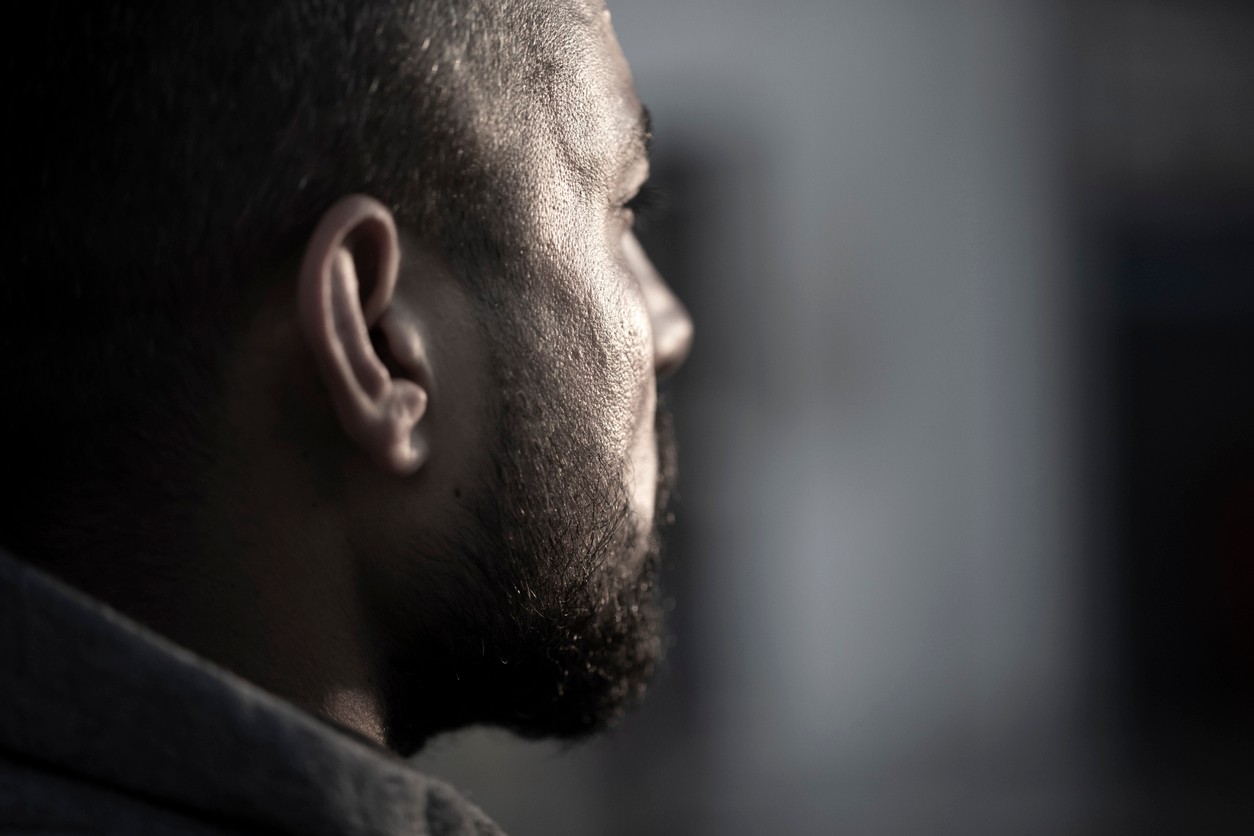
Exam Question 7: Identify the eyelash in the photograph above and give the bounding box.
[623,182,667,228]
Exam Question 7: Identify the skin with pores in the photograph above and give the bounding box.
[170,0,690,754]
[1,0,691,763]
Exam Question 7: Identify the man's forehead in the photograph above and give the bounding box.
[554,0,645,185]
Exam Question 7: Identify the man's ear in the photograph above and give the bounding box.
[298,194,429,476]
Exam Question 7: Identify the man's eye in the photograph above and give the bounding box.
[624,182,667,229]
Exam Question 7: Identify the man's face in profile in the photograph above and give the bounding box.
[2,0,690,761]
[360,0,693,751]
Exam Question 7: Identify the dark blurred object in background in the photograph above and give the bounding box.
[1076,0,1254,827]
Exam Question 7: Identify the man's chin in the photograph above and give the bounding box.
[379,408,678,754]
[486,409,677,741]
[376,520,667,754]
[499,537,665,741]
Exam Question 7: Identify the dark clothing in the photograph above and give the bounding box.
[0,549,503,835]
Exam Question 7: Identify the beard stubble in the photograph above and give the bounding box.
[374,336,678,755]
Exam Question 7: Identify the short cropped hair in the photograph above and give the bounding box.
[0,0,583,558]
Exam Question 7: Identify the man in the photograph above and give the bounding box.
[0,0,692,832]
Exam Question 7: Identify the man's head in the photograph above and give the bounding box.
[3,0,690,754]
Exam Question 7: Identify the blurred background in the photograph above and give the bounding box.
[415,0,1254,832]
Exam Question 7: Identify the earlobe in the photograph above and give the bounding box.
[298,195,430,476]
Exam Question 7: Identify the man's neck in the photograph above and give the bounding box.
[37,497,391,751]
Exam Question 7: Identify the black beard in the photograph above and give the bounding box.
[375,392,678,756]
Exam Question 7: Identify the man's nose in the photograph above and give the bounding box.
[624,233,693,378]
[648,278,693,378]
